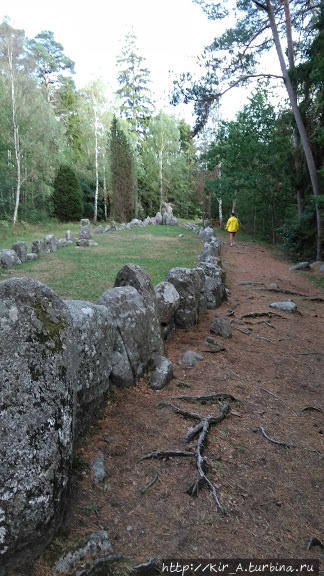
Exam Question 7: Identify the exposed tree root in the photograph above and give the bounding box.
[141,398,233,512]
[257,426,322,456]
[171,392,238,403]
[139,449,193,461]
[257,426,295,447]
[240,311,286,320]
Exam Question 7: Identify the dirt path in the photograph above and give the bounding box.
[36,239,324,573]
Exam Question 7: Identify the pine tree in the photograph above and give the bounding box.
[110,117,134,222]
[53,164,83,221]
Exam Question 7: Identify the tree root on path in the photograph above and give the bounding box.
[140,399,233,512]
[257,426,322,456]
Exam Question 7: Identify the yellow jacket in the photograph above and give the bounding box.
[226,216,239,233]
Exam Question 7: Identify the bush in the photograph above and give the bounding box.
[53,165,83,221]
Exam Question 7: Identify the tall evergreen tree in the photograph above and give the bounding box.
[116,30,155,218]
[110,116,134,222]
[53,164,83,221]
[28,30,75,103]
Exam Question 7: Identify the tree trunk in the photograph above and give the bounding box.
[93,105,99,225]
[8,44,21,226]
[265,0,322,259]
[282,0,303,221]
[218,197,223,228]
[159,149,163,213]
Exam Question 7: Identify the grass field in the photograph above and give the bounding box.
[0,221,204,302]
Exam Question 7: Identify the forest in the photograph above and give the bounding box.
[0,0,323,261]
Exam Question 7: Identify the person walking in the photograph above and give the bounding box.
[225,212,239,246]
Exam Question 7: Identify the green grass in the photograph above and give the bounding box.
[0,221,204,302]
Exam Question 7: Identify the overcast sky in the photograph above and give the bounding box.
[0,0,284,125]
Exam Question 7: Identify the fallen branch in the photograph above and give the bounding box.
[300,406,322,413]
[258,387,280,400]
[141,473,159,494]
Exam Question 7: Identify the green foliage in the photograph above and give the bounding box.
[277,203,318,262]
[53,165,83,221]
[203,88,295,241]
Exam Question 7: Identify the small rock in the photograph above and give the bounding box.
[270,301,297,312]
[289,262,310,271]
[210,317,232,338]
[178,350,204,367]
[92,451,106,483]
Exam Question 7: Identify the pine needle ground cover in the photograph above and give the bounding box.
[0,222,203,301]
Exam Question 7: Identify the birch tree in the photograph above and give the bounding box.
[0,21,29,225]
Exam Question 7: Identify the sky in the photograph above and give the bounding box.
[0,0,284,126]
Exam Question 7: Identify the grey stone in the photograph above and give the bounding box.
[320,265,324,273]
[165,267,207,329]
[199,226,214,242]
[199,237,221,261]
[178,350,204,367]
[0,249,21,268]
[31,239,45,254]
[27,253,37,261]
[154,281,180,325]
[52,531,113,575]
[197,262,226,309]
[66,230,74,242]
[44,234,57,252]
[0,278,77,575]
[56,238,69,248]
[92,451,106,483]
[289,262,310,271]
[98,286,150,387]
[65,301,115,438]
[155,211,163,224]
[115,263,164,358]
[11,241,27,263]
[210,317,232,338]
[79,219,92,240]
[95,225,104,234]
[147,355,174,390]
[270,301,297,312]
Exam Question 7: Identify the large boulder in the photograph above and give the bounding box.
[0,249,22,268]
[31,239,45,254]
[11,241,27,263]
[197,262,226,309]
[79,219,92,240]
[114,263,164,357]
[44,234,57,252]
[154,281,180,340]
[165,267,207,328]
[199,237,221,261]
[65,301,115,439]
[97,286,150,387]
[0,278,77,575]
